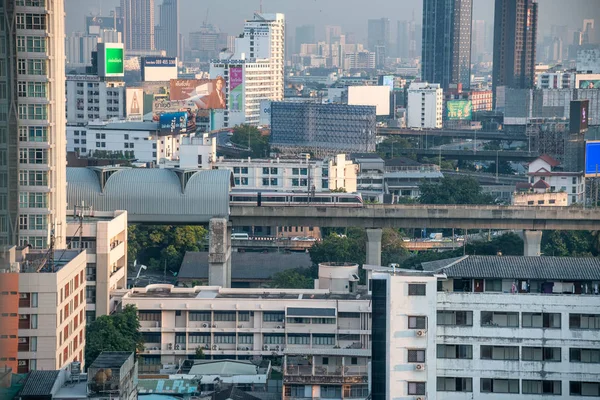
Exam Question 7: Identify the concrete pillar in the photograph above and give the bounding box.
[366,228,383,266]
[523,230,543,256]
[208,218,232,287]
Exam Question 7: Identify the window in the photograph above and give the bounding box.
[407,349,425,363]
[570,381,600,396]
[189,333,210,343]
[262,178,269,186]
[27,59,46,75]
[522,347,561,362]
[437,344,472,359]
[437,311,472,326]
[570,314,600,330]
[408,316,427,329]
[238,334,253,344]
[312,334,335,345]
[408,283,426,296]
[263,334,284,344]
[262,167,269,175]
[263,312,284,322]
[481,311,519,327]
[238,311,250,321]
[570,348,600,363]
[481,345,519,360]
[481,379,519,393]
[214,311,236,321]
[214,334,235,344]
[485,279,502,292]
[408,382,426,395]
[522,312,561,328]
[139,311,161,321]
[189,312,211,321]
[27,82,47,98]
[320,386,341,398]
[287,334,310,345]
[16,13,47,30]
[522,380,562,395]
[437,377,472,392]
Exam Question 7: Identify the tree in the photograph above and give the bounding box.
[230,124,270,158]
[381,228,409,266]
[195,347,206,359]
[270,268,314,289]
[484,160,514,175]
[377,137,414,159]
[85,305,144,366]
[542,231,597,257]
[419,176,493,205]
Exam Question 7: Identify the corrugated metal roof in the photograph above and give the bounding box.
[20,371,60,396]
[67,168,231,222]
[424,255,600,280]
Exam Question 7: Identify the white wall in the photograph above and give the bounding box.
[347,86,391,116]
[407,83,443,129]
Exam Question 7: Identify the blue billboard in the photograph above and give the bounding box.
[159,112,188,135]
[585,141,600,177]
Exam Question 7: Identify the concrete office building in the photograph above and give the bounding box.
[118,262,371,399]
[492,0,538,99]
[422,0,473,89]
[367,18,390,68]
[155,0,179,58]
[0,247,87,373]
[407,82,443,129]
[1,0,68,248]
[214,154,357,193]
[120,0,155,51]
[397,19,418,59]
[369,256,600,399]
[65,209,128,321]
[295,24,315,54]
[270,102,377,156]
[65,75,126,124]
[535,71,576,89]
[66,121,181,164]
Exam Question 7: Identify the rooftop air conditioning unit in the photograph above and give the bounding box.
[415,364,425,371]
[175,344,180,350]
[212,345,219,350]
[212,324,217,328]
[276,325,282,329]
[416,330,427,336]
[245,346,250,350]
[275,345,280,351]
[263,345,269,351]
[202,323,208,328]
[416,397,427,400]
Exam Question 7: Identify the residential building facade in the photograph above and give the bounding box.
[65,75,126,124]
[527,155,585,205]
[370,256,600,399]
[120,0,155,51]
[407,82,443,129]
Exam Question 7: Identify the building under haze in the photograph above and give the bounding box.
[295,24,316,54]
[1,0,68,248]
[397,19,417,60]
[422,0,473,89]
[368,18,390,68]
[492,0,538,102]
[120,0,155,51]
[155,0,180,58]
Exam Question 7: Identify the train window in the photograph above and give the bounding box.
[293,197,310,203]
[263,196,285,202]
[232,196,254,202]
[313,197,332,203]
[339,197,361,203]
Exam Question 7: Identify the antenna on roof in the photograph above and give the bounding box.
[259,0,263,13]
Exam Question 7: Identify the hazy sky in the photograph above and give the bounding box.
[66,0,600,43]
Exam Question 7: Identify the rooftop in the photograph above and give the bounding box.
[137,379,199,395]
[89,352,133,369]
[20,371,60,397]
[188,360,260,377]
[21,250,81,274]
[421,255,600,281]
[178,252,312,281]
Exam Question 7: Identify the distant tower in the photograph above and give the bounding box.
[156,0,180,58]
[120,0,155,51]
[422,0,473,89]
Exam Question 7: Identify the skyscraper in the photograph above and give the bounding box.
[397,18,418,59]
[325,25,342,44]
[368,18,390,67]
[156,0,179,58]
[295,24,315,54]
[1,0,67,248]
[472,20,487,60]
[120,0,155,51]
[492,0,538,97]
[422,0,473,89]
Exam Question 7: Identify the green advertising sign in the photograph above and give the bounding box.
[446,100,473,120]
[105,47,124,75]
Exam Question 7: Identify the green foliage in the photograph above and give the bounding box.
[270,268,314,289]
[484,160,514,175]
[377,137,414,159]
[85,305,144,366]
[331,187,347,193]
[195,347,206,359]
[127,225,208,272]
[231,124,270,158]
[419,176,494,205]
[542,231,599,257]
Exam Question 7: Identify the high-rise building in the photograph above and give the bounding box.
[368,18,390,67]
[120,0,155,51]
[295,24,315,54]
[407,82,444,129]
[325,25,342,44]
[1,0,68,248]
[422,0,473,89]
[492,0,538,99]
[472,20,487,60]
[155,0,179,58]
[397,19,417,59]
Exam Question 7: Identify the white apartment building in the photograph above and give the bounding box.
[407,82,443,129]
[177,134,217,170]
[535,72,576,89]
[528,155,585,205]
[119,262,371,399]
[214,154,357,193]
[66,121,180,164]
[15,0,68,248]
[65,75,126,124]
[369,256,600,400]
[3,248,88,373]
[65,210,128,321]
[65,29,122,68]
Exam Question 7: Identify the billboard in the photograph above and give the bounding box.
[169,79,226,109]
[381,75,394,91]
[97,43,124,78]
[159,112,188,135]
[585,141,600,177]
[570,100,589,133]
[446,100,473,120]
[126,88,143,119]
[229,67,243,111]
[141,57,177,82]
[259,100,271,126]
[347,86,391,116]
[579,79,600,89]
